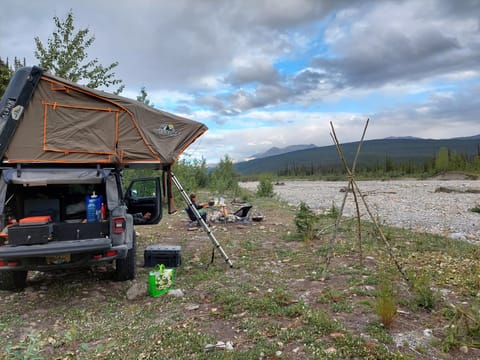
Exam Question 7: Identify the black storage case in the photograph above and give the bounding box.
[53,222,109,241]
[144,245,181,267]
[8,224,52,246]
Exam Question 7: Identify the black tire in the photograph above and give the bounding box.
[115,232,136,281]
[0,270,28,291]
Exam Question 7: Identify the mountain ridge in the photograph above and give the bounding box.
[249,144,317,160]
[234,135,480,175]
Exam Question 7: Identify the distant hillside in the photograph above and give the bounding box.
[234,136,480,175]
[452,134,480,140]
[249,144,317,160]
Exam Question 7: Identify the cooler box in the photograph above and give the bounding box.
[9,216,53,246]
[144,245,181,268]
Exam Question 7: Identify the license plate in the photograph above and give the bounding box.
[46,254,71,265]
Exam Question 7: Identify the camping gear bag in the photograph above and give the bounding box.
[148,264,174,297]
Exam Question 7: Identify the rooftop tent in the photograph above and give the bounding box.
[2,67,207,168]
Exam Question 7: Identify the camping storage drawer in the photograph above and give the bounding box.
[144,245,182,267]
[8,224,52,246]
[53,222,109,241]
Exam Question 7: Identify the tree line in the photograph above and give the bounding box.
[276,147,480,178]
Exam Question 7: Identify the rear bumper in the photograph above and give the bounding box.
[0,239,128,271]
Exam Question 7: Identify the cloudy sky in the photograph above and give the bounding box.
[1,0,479,164]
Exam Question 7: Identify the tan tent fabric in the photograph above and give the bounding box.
[4,73,207,167]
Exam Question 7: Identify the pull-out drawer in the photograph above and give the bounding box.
[53,222,109,241]
[8,224,52,246]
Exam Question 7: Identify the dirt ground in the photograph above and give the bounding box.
[139,201,480,359]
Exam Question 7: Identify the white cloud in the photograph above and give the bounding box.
[1,0,479,164]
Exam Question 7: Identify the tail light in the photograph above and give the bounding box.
[0,260,19,267]
[113,217,126,234]
[92,250,118,260]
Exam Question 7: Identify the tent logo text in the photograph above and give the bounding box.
[155,124,180,137]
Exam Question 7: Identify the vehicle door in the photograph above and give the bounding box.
[125,177,162,225]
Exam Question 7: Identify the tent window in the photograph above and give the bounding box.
[43,103,118,155]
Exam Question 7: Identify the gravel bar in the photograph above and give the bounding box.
[240,180,480,242]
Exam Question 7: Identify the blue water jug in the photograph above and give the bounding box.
[86,192,103,222]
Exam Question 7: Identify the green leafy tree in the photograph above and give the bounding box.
[449,152,466,171]
[173,157,208,192]
[209,155,238,194]
[256,173,274,197]
[435,147,449,172]
[137,86,152,107]
[385,154,394,173]
[34,10,124,93]
[0,58,12,97]
[0,57,26,98]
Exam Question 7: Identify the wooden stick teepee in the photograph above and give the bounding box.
[323,120,410,283]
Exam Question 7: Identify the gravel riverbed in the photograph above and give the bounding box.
[240,179,480,242]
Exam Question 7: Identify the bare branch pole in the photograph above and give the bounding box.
[327,122,410,283]
[349,177,410,283]
[323,120,369,274]
[329,123,364,266]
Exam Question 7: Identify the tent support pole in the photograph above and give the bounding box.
[170,172,233,268]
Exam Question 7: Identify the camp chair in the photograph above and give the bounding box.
[185,207,207,228]
[233,205,253,223]
[185,207,198,228]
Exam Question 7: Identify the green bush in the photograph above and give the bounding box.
[209,155,239,194]
[470,205,480,214]
[294,202,318,241]
[375,272,397,328]
[256,174,274,197]
[411,273,439,310]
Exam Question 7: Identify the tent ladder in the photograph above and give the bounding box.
[170,172,233,268]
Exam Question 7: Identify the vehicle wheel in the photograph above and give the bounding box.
[115,232,136,281]
[0,270,28,291]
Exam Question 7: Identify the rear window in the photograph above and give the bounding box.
[5,183,107,222]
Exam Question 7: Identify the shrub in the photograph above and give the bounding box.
[470,205,480,214]
[375,272,397,328]
[442,301,480,351]
[324,201,339,218]
[294,202,318,241]
[411,273,438,310]
[209,155,239,194]
[256,174,274,197]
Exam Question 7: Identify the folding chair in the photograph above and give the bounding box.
[233,205,253,223]
[185,207,207,228]
[185,207,198,228]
